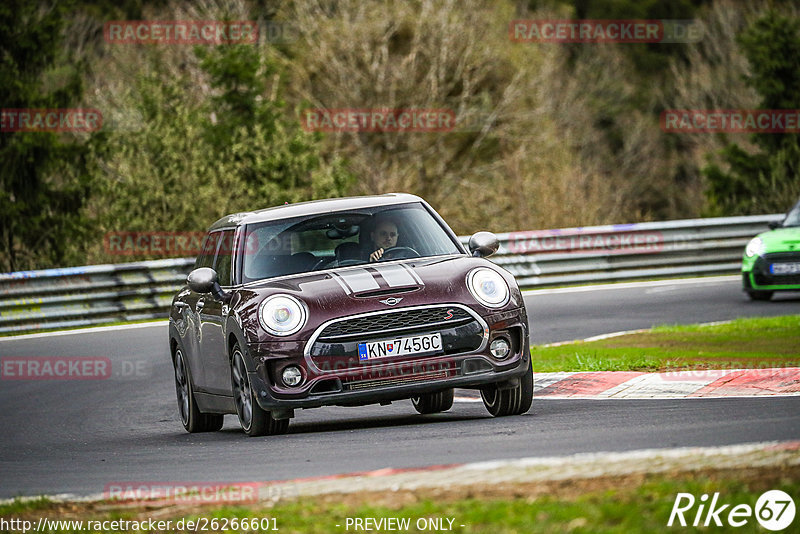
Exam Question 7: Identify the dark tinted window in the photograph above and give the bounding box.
[195,232,219,269]
[213,230,235,286]
[242,202,462,283]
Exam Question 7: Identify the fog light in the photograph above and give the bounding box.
[490,338,510,359]
[281,366,303,387]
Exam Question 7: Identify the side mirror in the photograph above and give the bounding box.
[188,267,217,293]
[187,268,230,301]
[768,221,781,230]
[469,231,500,258]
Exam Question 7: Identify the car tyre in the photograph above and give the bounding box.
[411,389,454,414]
[480,359,533,417]
[231,344,290,437]
[746,290,773,301]
[173,348,224,433]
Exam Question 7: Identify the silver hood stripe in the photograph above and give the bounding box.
[331,263,425,295]
[401,263,424,285]
[329,272,352,294]
[335,268,380,293]
[372,264,419,287]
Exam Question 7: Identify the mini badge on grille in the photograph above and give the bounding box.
[379,297,403,306]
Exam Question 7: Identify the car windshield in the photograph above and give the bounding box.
[241,202,462,283]
[782,201,800,227]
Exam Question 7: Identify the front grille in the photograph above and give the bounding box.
[342,361,457,391]
[307,305,486,371]
[754,273,800,285]
[762,252,800,262]
[317,306,474,341]
[753,253,800,286]
[344,370,452,391]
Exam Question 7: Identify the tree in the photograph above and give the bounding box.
[85,38,351,263]
[197,44,351,206]
[704,10,800,215]
[0,0,92,272]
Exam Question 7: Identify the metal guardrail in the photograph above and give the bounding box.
[468,214,782,287]
[0,214,782,334]
[0,259,195,335]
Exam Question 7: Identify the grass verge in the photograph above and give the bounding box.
[532,315,800,372]
[1,466,797,533]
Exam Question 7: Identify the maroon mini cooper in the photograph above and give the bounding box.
[169,194,532,436]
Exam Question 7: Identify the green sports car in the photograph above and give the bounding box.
[742,199,800,300]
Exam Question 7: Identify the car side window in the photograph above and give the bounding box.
[195,232,219,269]
[213,230,235,286]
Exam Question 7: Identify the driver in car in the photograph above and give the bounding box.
[369,218,399,262]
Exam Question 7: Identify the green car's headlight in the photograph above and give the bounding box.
[745,237,765,258]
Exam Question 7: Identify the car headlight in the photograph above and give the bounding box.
[467,268,510,307]
[259,295,307,336]
[745,237,765,257]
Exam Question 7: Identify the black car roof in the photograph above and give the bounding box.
[207,193,423,231]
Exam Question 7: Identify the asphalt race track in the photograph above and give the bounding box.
[1,276,798,499]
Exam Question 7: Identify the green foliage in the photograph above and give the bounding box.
[740,10,800,114]
[4,0,797,270]
[87,60,216,236]
[704,10,800,215]
[196,45,351,206]
[0,0,92,271]
[86,42,352,262]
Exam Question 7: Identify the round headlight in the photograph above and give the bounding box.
[467,268,510,307]
[745,237,765,257]
[259,295,307,336]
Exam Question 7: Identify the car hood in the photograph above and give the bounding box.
[757,227,800,251]
[235,255,523,343]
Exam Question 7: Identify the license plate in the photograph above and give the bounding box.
[770,262,800,275]
[358,333,442,361]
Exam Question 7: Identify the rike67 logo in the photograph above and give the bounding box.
[668,490,795,531]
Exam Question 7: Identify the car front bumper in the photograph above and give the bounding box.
[249,350,530,412]
[742,251,800,291]
[248,306,531,412]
